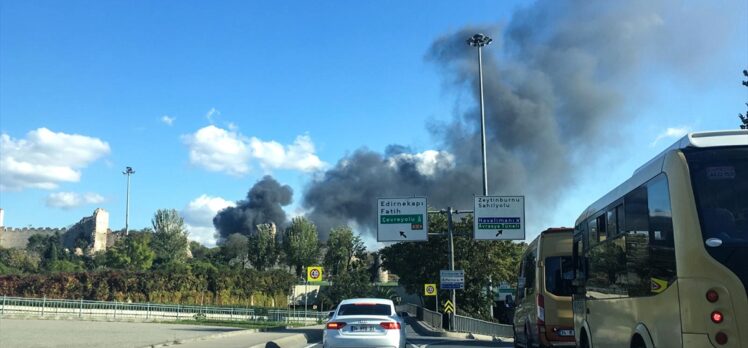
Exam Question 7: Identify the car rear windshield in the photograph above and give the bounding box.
[545,256,574,296]
[337,303,392,316]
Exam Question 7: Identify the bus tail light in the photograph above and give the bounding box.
[711,311,723,324]
[715,332,728,345]
[706,290,719,303]
[536,294,545,325]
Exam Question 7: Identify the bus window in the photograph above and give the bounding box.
[616,205,625,235]
[624,174,677,297]
[545,256,574,296]
[524,251,537,295]
[587,237,627,298]
[597,214,607,242]
[607,209,617,239]
[588,219,598,247]
[625,185,649,234]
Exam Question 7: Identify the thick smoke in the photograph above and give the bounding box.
[213,175,293,242]
[301,0,737,240]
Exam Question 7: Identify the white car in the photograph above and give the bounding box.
[323,298,406,348]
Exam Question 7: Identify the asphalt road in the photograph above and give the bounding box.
[307,318,514,348]
[0,318,248,348]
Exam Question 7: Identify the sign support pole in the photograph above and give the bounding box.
[447,207,456,331]
[435,289,439,314]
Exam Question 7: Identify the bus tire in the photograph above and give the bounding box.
[579,330,590,348]
[631,334,646,348]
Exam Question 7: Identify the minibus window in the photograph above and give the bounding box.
[545,256,574,296]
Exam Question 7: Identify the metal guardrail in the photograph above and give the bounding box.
[421,307,443,330]
[399,303,511,338]
[267,309,328,323]
[397,303,419,317]
[396,303,443,331]
[0,295,326,324]
[453,314,513,337]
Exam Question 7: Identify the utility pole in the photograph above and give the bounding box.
[468,32,494,319]
[122,166,135,236]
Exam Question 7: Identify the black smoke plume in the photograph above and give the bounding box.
[213,175,293,242]
[302,0,736,240]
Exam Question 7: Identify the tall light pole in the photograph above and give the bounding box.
[467,33,492,196]
[468,33,494,319]
[122,166,135,236]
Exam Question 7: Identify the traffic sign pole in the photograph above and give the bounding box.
[435,289,439,314]
[447,207,456,330]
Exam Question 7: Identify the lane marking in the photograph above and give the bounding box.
[303,344,318,348]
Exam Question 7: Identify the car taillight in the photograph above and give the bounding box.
[711,311,723,324]
[536,294,545,325]
[706,290,719,303]
[715,332,728,345]
[326,322,346,330]
[380,322,401,330]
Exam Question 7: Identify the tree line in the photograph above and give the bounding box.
[0,208,526,318]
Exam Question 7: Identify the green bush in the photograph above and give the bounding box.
[0,268,295,306]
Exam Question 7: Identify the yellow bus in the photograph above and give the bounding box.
[571,130,747,348]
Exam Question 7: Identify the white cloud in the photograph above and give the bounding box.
[182,125,326,176]
[182,125,252,176]
[387,150,455,176]
[249,134,326,172]
[46,192,105,209]
[182,194,236,247]
[161,115,176,126]
[651,127,690,146]
[0,128,111,191]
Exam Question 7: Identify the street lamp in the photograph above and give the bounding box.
[467,33,492,197]
[122,166,135,236]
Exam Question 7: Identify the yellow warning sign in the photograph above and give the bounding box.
[424,284,437,296]
[650,277,668,294]
[443,300,454,313]
[307,266,323,282]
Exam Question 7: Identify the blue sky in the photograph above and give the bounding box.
[1,0,746,247]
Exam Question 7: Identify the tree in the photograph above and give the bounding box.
[282,217,321,277]
[318,266,372,307]
[324,226,366,277]
[0,247,40,274]
[106,233,156,271]
[247,224,279,271]
[220,233,249,267]
[380,213,525,319]
[26,233,69,271]
[150,209,189,264]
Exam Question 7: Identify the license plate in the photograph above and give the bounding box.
[557,329,574,337]
[351,325,375,332]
